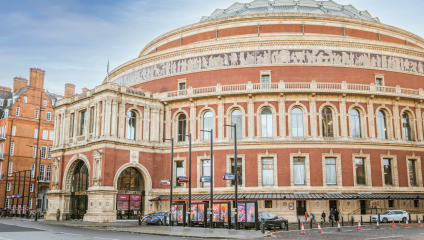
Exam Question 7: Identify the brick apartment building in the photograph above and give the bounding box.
[0,68,62,213]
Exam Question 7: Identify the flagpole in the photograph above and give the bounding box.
[107,60,110,82]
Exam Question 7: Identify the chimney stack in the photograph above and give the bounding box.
[13,77,28,93]
[82,88,89,93]
[0,86,12,92]
[64,83,75,98]
[29,68,45,90]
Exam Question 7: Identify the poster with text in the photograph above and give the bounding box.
[246,203,255,222]
[212,204,220,222]
[198,204,205,222]
[220,204,228,222]
[171,205,177,221]
[117,201,124,210]
[177,205,184,222]
[237,203,246,223]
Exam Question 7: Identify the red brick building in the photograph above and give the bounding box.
[0,68,62,213]
[48,0,424,223]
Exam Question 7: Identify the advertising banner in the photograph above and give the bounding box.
[200,176,210,182]
[212,204,228,222]
[190,204,198,221]
[171,205,177,221]
[160,179,170,185]
[223,173,235,180]
[117,201,124,210]
[130,201,141,210]
[177,204,184,222]
[17,205,21,215]
[246,203,255,222]
[23,205,27,215]
[198,204,205,222]
[237,203,246,223]
[178,176,189,183]
[130,195,141,201]
[117,194,129,201]
[12,205,16,214]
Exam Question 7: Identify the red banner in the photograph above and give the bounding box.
[117,194,129,200]
[130,201,141,210]
[130,195,141,201]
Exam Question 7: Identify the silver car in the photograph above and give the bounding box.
[372,210,409,223]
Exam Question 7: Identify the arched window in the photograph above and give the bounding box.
[117,167,144,191]
[378,110,387,139]
[322,108,333,137]
[402,112,411,141]
[71,161,89,193]
[127,111,137,140]
[261,108,272,138]
[231,109,242,139]
[292,108,304,137]
[178,114,187,142]
[203,111,213,140]
[351,109,361,138]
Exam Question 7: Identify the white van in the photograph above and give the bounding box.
[372,210,409,223]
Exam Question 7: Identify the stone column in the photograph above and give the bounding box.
[416,102,423,141]
[54,114,60,147]
[95,102,101,138]
[110,99,118,138]
[393,100,401,140]
[165,105,171,140]
[143,105,151,141]
[150,105,160,142]
[85,104,91,140]
[367,98,375,139]
[104,100,112,137]
[310,96,318,138]
[100,101,106,137]
[72,110,78,143]
[278,96,286,137]
[189,101,197,140]
[118,101,126,139]
[248,97,255,138]
[218,99,224,140]
[159,106,164,142]
[83,189,118,223]
[339,96,348,138]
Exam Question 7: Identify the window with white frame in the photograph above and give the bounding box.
[408,159,417,187]
[325,158,337,185]
[378,111,388,140]
[355,158,366,185]
[34,129,38,138]
[49,130,54,140]
[177,114,187,142]
[351,109,361,138]
[46,165,51,181]
[32,145,37,158]
[70,113,74,137]
[261,75,270,89]
[40,146,47,159]
[0,99,3,106]
[24,96,27,103]
[35,110,39,119]
[292,108,304,137]
[176,161,184,187]
[39,164,45,181]
[43,100,47,106]
[203,111,213,140]
[402,112,412,141]
[48,146,52,159]
[231,158,242,186]
[29,198,32,209]
[7,182,11,191]
[42,130,48,139]
[261,108,272,138]
[383,158,393,185]
[127,111,137,140]
[16,107,20,116]
[46,112,51,121]
[79,110,87,136]
[202,160,210,187]
[30,184,34,192]
[31,164,35,178]
[262,158,274,186]
[5,199,9,209]
[12,126,16,136]
[10,142,14,156]
[293,157,305,185]
[231,109,242,139]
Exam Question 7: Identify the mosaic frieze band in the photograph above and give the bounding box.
[113,49,424,86]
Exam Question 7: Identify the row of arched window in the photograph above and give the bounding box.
[125,106,415,142]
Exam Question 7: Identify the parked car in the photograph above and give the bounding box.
[257,212,287,230]
[372,210,409,223]
[144,212,166,225]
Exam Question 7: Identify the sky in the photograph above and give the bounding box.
[0,0,423,95]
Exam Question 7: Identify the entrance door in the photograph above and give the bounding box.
[69,160,89,220]
[297,201,306,216]
[70,194,88,220]
[360,200,366,214]
[329,200,337,211]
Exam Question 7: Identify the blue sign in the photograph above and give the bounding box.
[200,176,210,183]
[223,173,235,180]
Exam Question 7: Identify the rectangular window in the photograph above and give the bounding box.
[40,146,47,159]
[16,107,20,116]
[179,82,186,96]
[383,158,393,185]
[42,130,48,140]
[262,158,274,186]
[388,200,394,208]
[30,184,34,192]
[24,96,27,103]
[202,160,210,187]
[0,162,2,179]
[10,142,14,156]
[5,199,9,209]
[265,200,272,208]
[46,112,51,121]
[70,113,74,137]
[231,158,242,186]
[261,75,270,89]
[376,78,383,91]
[293,157,305,185]
[7,182,11,191]
[34,129,38,138]
[39,164,45,181]
[79,111,87,135]
[48,146,52,159]
[176,161,184,187]
[37,199,42,209]
[409,160,417,187]
[32,145,37,158]
[12,126,16,136]
[414,200,419,208]
[325,158,337,185]
[90,107,95,133]
[29,199,32,209]
[43,100,47,106]
[46,165,51,181]
[8,162,12,176]
[49,130,54,140]
[355,158,366,185]
[35,110,39,119]
[31,164,35,178]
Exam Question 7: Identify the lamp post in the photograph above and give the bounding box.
[184,133,192,227]
[224,123,238,230]
[163,137,174,219]
[200,129,214,229]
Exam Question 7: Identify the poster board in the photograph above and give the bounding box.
[210,201,231,228]
[190,202,208,226]
[170,202,186,226]
[236,200,258,230]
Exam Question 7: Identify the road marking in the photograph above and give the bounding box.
[93,237,121,240]
[59,232,83,236]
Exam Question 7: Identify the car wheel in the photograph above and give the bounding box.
[280,221,286,229]
[382,218,388,223]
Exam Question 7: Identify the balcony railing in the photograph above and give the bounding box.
[161,81,424,101]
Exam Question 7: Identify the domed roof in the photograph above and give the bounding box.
[200,0,379,22]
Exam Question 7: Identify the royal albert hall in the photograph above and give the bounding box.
[47,0,424,222]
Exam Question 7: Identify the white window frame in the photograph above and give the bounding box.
[7,182,11,191]
[16,107,20,116]
[35,110,39,119]
[24,96,27,103]
[43,100,47,106]
[381,153,399,187]
[257,152,278,187]
[40,146,47,159]
[32,145,37,158]
[46,112,51,121]
[30,184,34,192]
[406,155,423,188]
[10,142,14,156]
[49,130,54,140]
[173,156,186,188]
[34,129,38,138]
[42,130,48,140]
[0,162,2,179]
[5,199,9,209]
[196,154,214,188]
[39,164,45,181]
[12,126,16,136]
[46,165,51,181]
[48,146,52,159]
[290,152,310,187]
[225,154,246,188]
[31,164,35,178]
[29,198,32,209]
[352,152,372,187]
[322,152,342,187]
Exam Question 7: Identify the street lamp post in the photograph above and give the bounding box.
[163,137,174,221]
[185,133,192,227]
[224,123,238,230]
[200,129,214,229]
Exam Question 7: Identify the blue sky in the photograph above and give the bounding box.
[0,0,423,94]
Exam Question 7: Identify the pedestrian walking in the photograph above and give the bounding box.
[329,208,334,222]
[305,212,309,222]
[56,209,60,221]
[311,212,316,223]
[321,211,326,223]
[335,210,340,222]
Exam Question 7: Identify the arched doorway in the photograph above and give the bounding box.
[116,167,144,219]
[69,160,89,220]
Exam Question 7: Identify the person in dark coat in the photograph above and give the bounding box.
[321,211,326,223]
[329,208,334,222]
[334,210,340,222]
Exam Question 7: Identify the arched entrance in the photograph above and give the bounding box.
[116,167,145,219]
[69,160,89,220]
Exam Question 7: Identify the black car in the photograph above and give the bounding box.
[258,212,286,230]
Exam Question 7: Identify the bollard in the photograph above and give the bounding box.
[139,215,141,225]
[409,214,411,223]
[361,216,363,225]
[35,211,38,222]
[310,218,313,229]
[351,216,353,226]
[378,213,381,223]
[298,218,301,230]
[370,216,372,225]
[286,220,289,231]
[261,218,265,234]
[342,217,344,227]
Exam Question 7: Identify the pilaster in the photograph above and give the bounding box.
[165,104,171,140]
[104,100,112,137]
[278,96,286,137]
[367,98,375,139]
[189,101,197,140]
[248,96,255,138]
[310,95,318,138]
[111,99,118,137]
[393,100,401,140]
[339,96,348,138]
[118,101,126,139]
[150,105,161,142]
[416,102,423,141]
[218,98,224,140]
[143,105,151,141]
